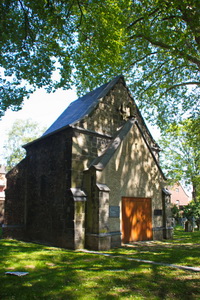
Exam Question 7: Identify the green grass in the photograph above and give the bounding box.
[107,226,200,267]
[0,227,199,300]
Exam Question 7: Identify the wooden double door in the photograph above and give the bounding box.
[122,197,153,243]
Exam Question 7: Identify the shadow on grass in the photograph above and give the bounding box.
[0,236,200,299]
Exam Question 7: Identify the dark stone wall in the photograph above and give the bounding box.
[24,129,74,248]
[4,129,75,248]
[0,199,4,224]
[3,160,26,239]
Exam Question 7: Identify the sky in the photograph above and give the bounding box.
[0,86,161,164]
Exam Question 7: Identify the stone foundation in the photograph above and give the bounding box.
[2,224,25,240]
[110,232,121,248]
[153,226,173,240]
[153,227,164,240]
[164,227,173,239]
[86,233,111,250]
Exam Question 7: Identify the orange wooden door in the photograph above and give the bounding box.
[122,197,152,243]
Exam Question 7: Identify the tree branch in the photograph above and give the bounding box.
[129,34,172,49]
[162,65,185,77]
[128,8,160,28]
[126,51,158,68]
[18,0,35,43]
[139,57,172,82]
[164,81,200,93]
[161,15,181,21]
[178,5,200,48]
[129,34,200,69]
[76,0,85,28]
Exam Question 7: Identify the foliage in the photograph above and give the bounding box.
[3,119,45,171]
[183,201,200,222]
[171,204,181,220]
[0,0,199,127]
[159,117,200,201]
[0,227,200,299]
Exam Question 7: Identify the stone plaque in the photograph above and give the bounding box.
[109,206,120,218]
[154,209,162,216]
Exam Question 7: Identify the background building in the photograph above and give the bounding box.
[168,182,191,210]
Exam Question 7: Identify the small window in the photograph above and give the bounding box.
[176,200,180,205]
[176,188,179,192]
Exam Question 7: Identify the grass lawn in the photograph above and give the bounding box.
[108,226,200,267]
[0,227,199,300]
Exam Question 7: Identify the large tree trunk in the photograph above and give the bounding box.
[192,182,197,202]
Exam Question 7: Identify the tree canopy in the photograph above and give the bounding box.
[184,201,200,230]
[3,119,46,171]
[0,0,199,126]
[159,117,200,202]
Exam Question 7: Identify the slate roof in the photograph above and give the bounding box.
[43,75,123,137]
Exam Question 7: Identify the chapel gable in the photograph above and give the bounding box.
[74,76,160,160]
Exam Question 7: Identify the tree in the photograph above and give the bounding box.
[159,117,200,202]
[171,204,181,221]
[183,201,200,230]
[0,0,199,126]
[3,119,46,171]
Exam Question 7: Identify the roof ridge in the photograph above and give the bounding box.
[42,75,124,137]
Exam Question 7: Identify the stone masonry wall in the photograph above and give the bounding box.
[3,160,26,239]
[70,79,164,247]
[71,79,160,191]
[22,129,74,248]
[97,123,165,238]
[75,78,159,159]
[71,130,112,188]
